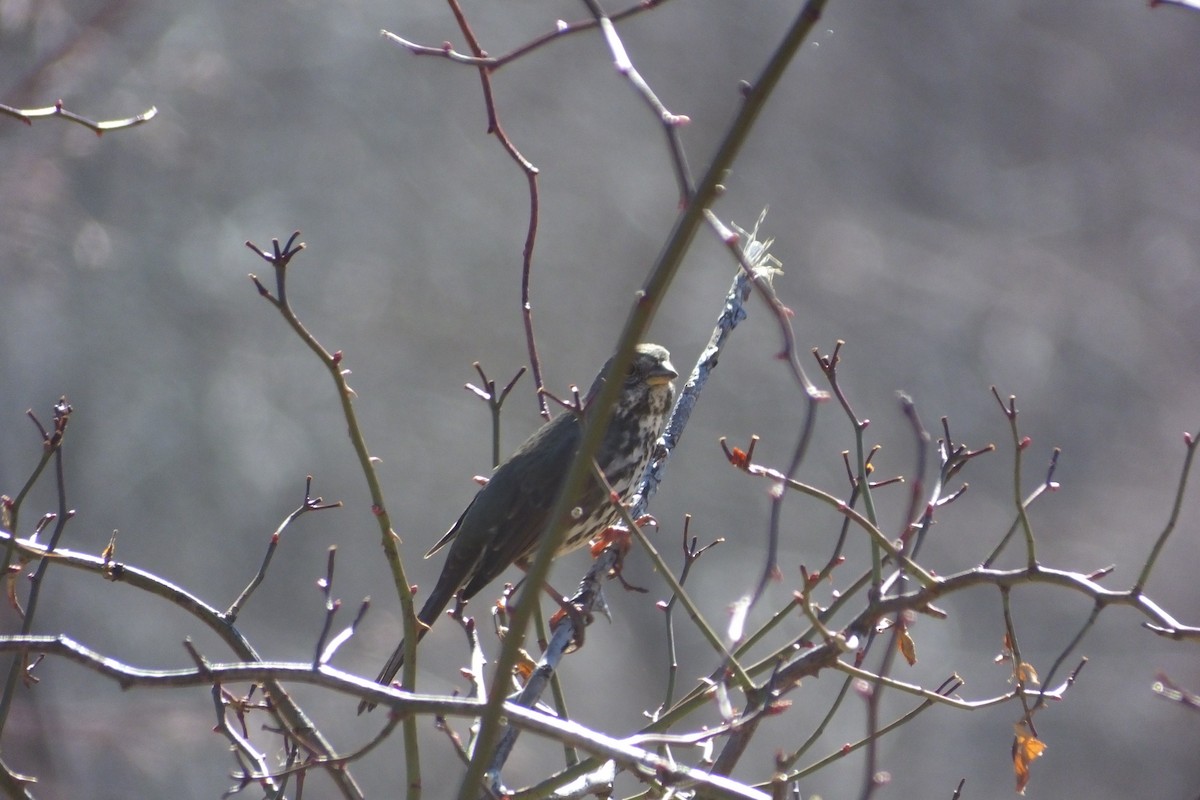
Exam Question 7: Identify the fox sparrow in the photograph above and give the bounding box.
[360,343,676,712]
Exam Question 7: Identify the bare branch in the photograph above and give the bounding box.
[0,100,157,133]
[0,635,769,800]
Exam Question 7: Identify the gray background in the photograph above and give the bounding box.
[3,0,1199,797]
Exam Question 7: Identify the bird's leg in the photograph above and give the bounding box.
[546,596,593,654]
[544,514,660,648]
[503,568,593,653]
[449,592,470,623]
[589,513,658,593]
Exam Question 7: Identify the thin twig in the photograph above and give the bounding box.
[1133,431,1199,594]
[0,398,72,734]
[991,388,1040,568]
[578,0,693,203]
[226,477,341,622]
[0,100,156,133]
[0,533,364,797]
[789,676,963,782]
[384,0,548,420]
[381,1,673,71]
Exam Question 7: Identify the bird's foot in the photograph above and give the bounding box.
[590,514,657,593]
[548,597,593,653]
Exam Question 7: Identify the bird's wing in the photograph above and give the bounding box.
[425,497,474,558]
[459,413,581,599]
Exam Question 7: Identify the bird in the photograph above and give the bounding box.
[359,343,677,712]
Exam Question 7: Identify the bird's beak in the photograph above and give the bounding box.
[647,360,678,386]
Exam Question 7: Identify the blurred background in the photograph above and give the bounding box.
[2,0,1199,797]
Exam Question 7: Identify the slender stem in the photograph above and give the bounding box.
[992,390,1039,568]
[1134,432,1200,594]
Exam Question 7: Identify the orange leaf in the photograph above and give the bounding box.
[513,652,537,683]
[897,628,917,666]
[1012,722,1047,795]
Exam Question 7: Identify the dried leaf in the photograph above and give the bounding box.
[1016,661,1040,686]
[898,627,918,666]
[1012,722,1047,795]
[513,651,537,683]
[729,447,750,469]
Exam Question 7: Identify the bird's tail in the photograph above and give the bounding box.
[357,584,453,713]
[356,639,412,714]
